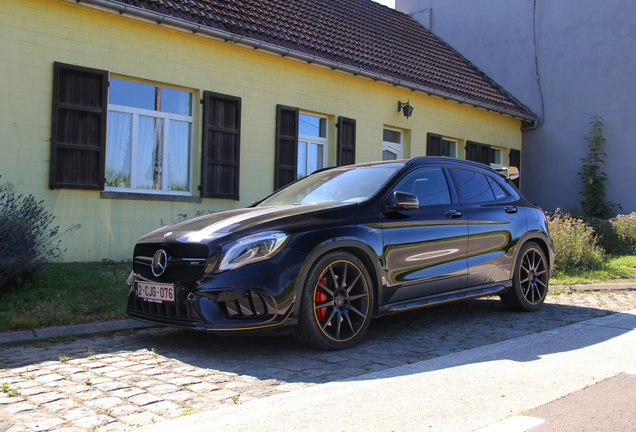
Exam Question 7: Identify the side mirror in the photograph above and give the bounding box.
[508,166,519,180]
[386,191,419,211]
[494,166,520,180]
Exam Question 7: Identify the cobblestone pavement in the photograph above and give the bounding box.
[1,290,635,432]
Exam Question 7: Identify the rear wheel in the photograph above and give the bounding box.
[500,241,549,311]
[293,251,373,350]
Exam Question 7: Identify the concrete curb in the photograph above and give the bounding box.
[550,283,636,291]
[0,319,155,346]
[0,283,631,347]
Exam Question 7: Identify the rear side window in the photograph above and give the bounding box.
[487,176,508,200]
[449,168,495,203]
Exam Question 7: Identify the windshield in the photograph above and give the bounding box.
[258,165,402,207]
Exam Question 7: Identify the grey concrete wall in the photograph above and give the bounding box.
[398,0,636,214]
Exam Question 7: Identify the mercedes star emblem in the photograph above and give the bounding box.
[151,249,169,277]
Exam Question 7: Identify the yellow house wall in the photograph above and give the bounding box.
[0,0,523,262]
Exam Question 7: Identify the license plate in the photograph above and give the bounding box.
[136,282,175,303]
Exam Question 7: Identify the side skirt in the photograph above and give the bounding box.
[379,282,511,316]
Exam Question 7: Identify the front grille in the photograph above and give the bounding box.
[134,243,213,283]
[216,290,277,318]
[128,292,198,321]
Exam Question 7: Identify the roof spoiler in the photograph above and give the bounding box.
[494,166,520,180]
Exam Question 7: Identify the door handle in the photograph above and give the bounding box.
[504,206,518,214]
[445,210,462,218]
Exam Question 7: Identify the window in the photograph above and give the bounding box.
[490,147,503,168]
[50,62,241,200]
[298,113,327,179]
[383,128,403,160]
[441,139,458,158]
[450,168,507,204]
[106,79,193,194]
[395,167,451,207]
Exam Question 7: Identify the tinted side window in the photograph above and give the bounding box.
[487,176,508,200]
[450,168,495,203]
[394,167,451,207]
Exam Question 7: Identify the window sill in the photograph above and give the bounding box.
[100,191,202,203]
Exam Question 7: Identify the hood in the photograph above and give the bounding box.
[139,203,358,245]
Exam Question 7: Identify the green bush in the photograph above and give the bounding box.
[0,180,62,290]
[547,211,605,271]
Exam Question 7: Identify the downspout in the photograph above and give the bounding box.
[521,0,544,131]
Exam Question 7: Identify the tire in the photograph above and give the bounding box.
[293,251,374,350]
[500,241,549,312]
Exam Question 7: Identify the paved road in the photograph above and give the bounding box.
[0,290,635,432]
[525,370,636,432]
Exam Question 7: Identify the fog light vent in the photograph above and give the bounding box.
[217,290,276,318]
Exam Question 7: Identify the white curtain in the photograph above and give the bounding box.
[136,116,161,189]
[106,112,131,186]
[168,120,190,191]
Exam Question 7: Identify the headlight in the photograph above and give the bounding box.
[217,231,290,272]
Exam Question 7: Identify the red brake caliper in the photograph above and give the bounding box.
[316,277,327,322]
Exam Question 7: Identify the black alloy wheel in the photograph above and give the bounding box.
[500,241,549,312]
[294,251,373,350]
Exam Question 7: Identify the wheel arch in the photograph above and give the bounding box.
[292,240,383,319]
[512,232,553,279]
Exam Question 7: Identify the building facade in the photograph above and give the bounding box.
[1,0,534,262]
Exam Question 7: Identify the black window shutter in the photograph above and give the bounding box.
[509,149,521,189]
[49,62,108,190]
[466,141,491,165]
[337,117,356,166]
[201,91,241,200]
[479,143,491,165]
[466,141,480,163]
[274,105,299,190]
[426,133,443,156]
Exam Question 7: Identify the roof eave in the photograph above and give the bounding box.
[71,0,538,123]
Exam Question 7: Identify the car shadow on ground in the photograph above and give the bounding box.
[1,298,626,385]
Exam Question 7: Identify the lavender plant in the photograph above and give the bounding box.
[0,179,62,290]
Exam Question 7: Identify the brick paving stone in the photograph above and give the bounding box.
[35,374,64,384]
[118,410,164,426]
[94,382,130,392]
[128,393,162,406]
[85,397,123,409]
[16,387,46,397]
[103,370,133,379]
[28,392,63,405]
[166,376,201,386]
[162,390,197,402]
[41,398,80,413]
[110,387,144,399]
[3,402,37,415]
[152,373,181,382]
[106,407,142,424]
[146,384,180,395]
[23,416,66,431]
[62,408,96,421]
[72,390,104,401]
[71,414,114,429]
[187,382,219,393]
[143,400,183,417]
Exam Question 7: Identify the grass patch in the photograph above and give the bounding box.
[551,254,636,285]
[0,263,130,332]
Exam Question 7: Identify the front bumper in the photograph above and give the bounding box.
[126,248,305,336]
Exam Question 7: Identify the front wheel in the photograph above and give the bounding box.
[293,251,373,350]
[500,241,549,311]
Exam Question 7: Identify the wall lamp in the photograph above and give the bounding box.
[398,100,414,118]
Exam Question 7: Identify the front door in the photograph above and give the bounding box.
[382,167,469,304]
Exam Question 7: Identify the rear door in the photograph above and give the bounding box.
[448,167,526,287]
[382,167,469,303]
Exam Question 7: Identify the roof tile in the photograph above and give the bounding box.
[112,0,534,117]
